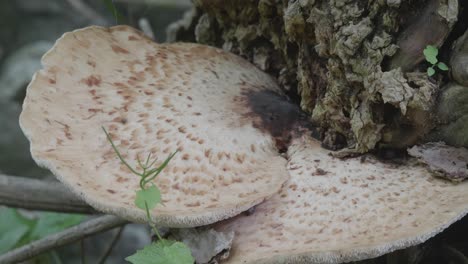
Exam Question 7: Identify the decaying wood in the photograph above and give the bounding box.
[169,0,465,153]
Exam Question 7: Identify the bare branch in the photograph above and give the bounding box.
[0,174,96,214]
[97,226,125,264]
[0,215,127,264]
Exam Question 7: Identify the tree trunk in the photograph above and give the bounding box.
[168,0,468,154]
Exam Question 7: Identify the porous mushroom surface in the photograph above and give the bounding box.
[216,135,468,264]
[19,25,289,227]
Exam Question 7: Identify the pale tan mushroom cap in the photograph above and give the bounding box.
[19,26,289,227]
[216,135,468,263]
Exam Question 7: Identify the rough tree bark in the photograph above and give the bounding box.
[168,0,468,154]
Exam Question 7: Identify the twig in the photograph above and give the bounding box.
[0,215,127,264]
[97,226,126,264]
[81,239,86,264]
[0,174,96,214]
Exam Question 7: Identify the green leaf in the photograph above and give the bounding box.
[0,209,31,254]
[427,67,436,76]
[437,62,449,71]
[425,54,438,65]
[28,213,84,241]
[0,209,81,261]
[423,45,438,65]
[423,45,438,64]
[126,240,194,264]
[135,185,161,210]
[33,251,63,264]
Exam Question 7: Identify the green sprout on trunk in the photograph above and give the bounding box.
[102,127,194,264]
[423,45,449,76]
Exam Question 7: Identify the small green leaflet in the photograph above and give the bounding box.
[424,45,438,57]
[437,62,449,71]
[423,45,449,76]
[423,45,438,64]
[427,67,436,76]
[126,239,194,264]
[135,185,161,210]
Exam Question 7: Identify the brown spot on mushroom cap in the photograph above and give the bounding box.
[19,25,289,228]
[215,135,468,263]
[111,44,130,54]
[82,75,102,87]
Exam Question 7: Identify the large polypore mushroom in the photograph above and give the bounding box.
[215,135,468,263]
[20,25,468,263]
[19,25,290,227]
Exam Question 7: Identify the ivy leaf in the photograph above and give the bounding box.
[0,208,82,262]
[0,208,31,254]
[423,45,438,65]
[427,67,436,77]
[28,213,84,241]
[135,185,161,210]
[437,62,449,71]
[126,239,194,264]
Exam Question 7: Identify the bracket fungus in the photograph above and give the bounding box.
[19,25,290,227]
[19,25,468,263]
[215,135,468,263]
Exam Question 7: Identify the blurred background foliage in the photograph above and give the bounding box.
[0,0,466,263]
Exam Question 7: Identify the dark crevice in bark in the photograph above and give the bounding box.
[242,90,319,153]
[441,0,468,65]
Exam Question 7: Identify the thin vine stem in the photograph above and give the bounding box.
[145,202,163,241]
[103,126,176,242]
[102,127,142,177]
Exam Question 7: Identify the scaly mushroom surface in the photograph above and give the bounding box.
[215,135,468,263]
[20,25,289,227]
